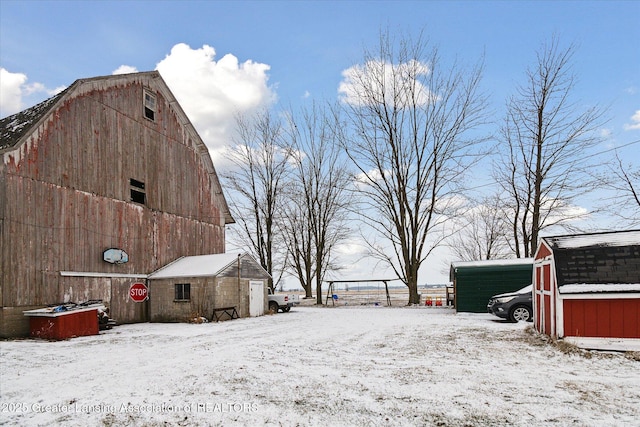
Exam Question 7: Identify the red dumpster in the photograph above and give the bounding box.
[23,306,100,340]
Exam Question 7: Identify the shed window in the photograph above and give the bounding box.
[144,90,156,121]
[175,283,191,301]
[130,178,146,205]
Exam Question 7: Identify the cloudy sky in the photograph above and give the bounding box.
[1,0,638,284]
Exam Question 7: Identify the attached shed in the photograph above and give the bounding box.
[450,259,533,313]
[533,230,640,351]
[147,253,270,322]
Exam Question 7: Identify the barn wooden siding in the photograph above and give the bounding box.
[1,73,230,337]
[3,77,227,222]
[56,276,149,327]
[2,179,224,305]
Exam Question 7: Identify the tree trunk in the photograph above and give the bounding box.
[316,281,323,305]
[407,283,420,305]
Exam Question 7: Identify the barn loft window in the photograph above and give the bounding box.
[175,283,191,301]
[130,178,146,205]
[143,90,156,121]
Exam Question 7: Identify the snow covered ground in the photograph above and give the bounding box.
[1,306,639,427]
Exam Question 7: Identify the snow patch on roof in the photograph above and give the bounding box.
[544,230,640,250]
[558,283,640,294]
[451,258,533,269]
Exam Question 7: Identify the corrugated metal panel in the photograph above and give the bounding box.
[454,262,533,313]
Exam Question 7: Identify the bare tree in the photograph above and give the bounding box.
[339,30,488,304]
[449,194,512,261]
[280,188,315,298]
[595,150,640,226]
[223,109,291,290]
[495,36,607,257]
[282,103,353,304]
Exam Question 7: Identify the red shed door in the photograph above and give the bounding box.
[534,262,554,336]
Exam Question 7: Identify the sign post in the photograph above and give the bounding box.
[129,282,148,302]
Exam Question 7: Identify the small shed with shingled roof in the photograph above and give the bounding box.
[533,230,640,351]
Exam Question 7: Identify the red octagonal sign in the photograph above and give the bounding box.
[129,282,148,302]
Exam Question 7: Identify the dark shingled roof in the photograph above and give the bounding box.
[0,88,68,151]
[543,230,640,286]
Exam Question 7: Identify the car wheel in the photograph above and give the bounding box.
[269,302,279,313]
[509,305,532,322]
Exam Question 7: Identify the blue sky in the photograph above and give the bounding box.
[2,1,639,118]
[1,0,639,284]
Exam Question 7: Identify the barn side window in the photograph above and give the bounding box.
[130,178,146,205]
[143,90,156,121]
[175,283,191,301]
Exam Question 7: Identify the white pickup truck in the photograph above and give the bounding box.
[267,289,299,313]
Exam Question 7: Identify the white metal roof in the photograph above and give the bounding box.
[451,258,533,269]
[148,253,243,279]
[558,283,640,294]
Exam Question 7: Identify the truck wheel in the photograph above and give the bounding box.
[269,302,279,313]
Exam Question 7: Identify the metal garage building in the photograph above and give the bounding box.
[450,259,533,313]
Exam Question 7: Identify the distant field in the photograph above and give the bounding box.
[292,285,452,307]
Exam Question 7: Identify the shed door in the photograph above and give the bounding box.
[249,281,265,317]
[534,262,554,337]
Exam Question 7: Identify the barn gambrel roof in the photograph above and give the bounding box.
[0,71,234,224]
[542,230,640,287]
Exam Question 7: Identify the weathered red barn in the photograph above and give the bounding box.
[533,230,640,351]
[0,72,236,337]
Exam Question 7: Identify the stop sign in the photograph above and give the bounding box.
[129,282,148,302]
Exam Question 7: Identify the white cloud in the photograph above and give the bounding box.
[335,239,367,256]
[0,68,65,118]
[623,110,640,131]
[112,65,139,75]
[599,128,613,139]
[0,68,27,116]
[338,59,437,107]
[155,43,276,162]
